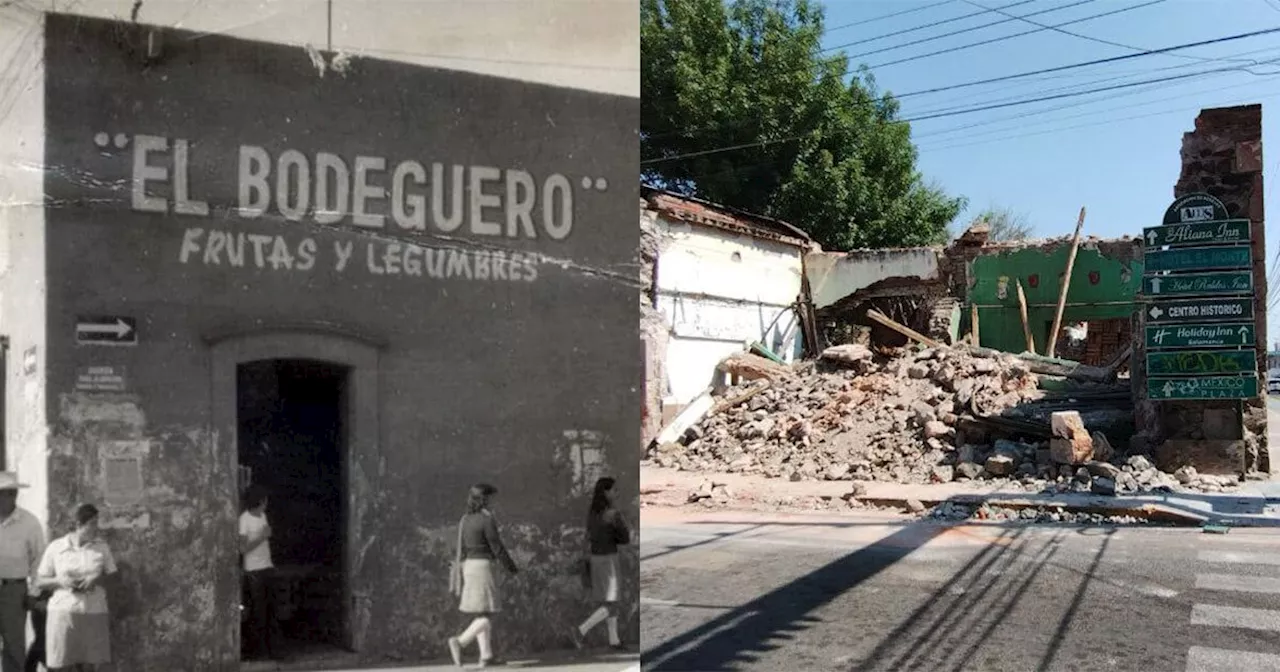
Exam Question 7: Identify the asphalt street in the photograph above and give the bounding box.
[640,507,1280,672]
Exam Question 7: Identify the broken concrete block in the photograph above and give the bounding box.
[985,454,1016,477]
[905,499,927,514]
[820,344,874,365]
[911,401,937,424]
[1050,411,1093,465]
[907,363,929,379]
[1090,432,1115,462]
[956,462,984,480]
[931,465,955,483]
[1091,477,1117,497]
[1174,465,1198,485]
[1084,461,1121,480]
[1050,437,1093,466]
[923,421,951,440]
[1127,455,1154,472]
[825,463,851,481]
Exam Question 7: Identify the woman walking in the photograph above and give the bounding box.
[570,477,631,651]
[36,504,117,672]
[446,483,518,669]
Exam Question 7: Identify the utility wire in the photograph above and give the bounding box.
[646,24,1280,143]
[871,0,1165,68]
[824,0,959,34]
[643,62,1261,165]
[844,0,1100,61]
[962,0,1255,65]
[821,0,1040,52]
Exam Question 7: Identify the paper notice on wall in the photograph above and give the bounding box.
[102,440,147,508]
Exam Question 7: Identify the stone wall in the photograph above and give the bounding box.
[1135,104,1269,475]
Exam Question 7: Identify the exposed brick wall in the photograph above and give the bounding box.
[1136,104,1269,474]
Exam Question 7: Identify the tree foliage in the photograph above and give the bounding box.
[641,0,965,251]
[967,206,1034,241]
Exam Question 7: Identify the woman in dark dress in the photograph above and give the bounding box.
[446,483,518,669]
[569,477,631,650]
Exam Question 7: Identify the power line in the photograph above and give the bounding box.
[647,24,1280,144]
[961,0,1254,65]
[643,62,1257,165]
[824,0,959,35]
[893,25,1280,100]
[672,69,1280,184]
[822,0,1040,52]
[870,0,1166,69]
[846,0,1106,62]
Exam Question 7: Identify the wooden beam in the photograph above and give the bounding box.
[1016,279,1036,355]
[1046,206,1086,358]
[970,303,980,348]
[867,309,943,349]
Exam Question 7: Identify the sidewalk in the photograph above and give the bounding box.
[252,651,639,672]
[284,654,639,672]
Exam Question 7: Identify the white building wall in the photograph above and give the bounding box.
[653,217,804,405]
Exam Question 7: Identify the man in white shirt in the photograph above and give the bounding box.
[0,473,44,672]
[240,486,283,662]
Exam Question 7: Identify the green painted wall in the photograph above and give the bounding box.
[964,245,1143,354]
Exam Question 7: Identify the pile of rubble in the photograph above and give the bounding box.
[649,343,1241,496]
[651,344,1041,482]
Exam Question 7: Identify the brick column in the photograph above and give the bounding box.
[1149,105,1269,474]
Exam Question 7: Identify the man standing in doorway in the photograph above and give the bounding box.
[0,473,44,672]
[240,486,284,662]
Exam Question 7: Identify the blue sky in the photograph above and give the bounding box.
[815,0,1280,347]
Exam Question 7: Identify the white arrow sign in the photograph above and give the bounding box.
[1149,277,1163,294]
[1149,306,1164,319]
[1239,326,1250,343]
[77,319,132,338]
[1146,230,1158,245]
[1162,382,1174,397]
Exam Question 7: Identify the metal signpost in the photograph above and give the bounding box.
[1142,192,1258,403]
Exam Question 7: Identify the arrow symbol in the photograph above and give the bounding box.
[1149,306,1164,319]
[1162,382,1174,397]
[1239,326,1249,343]
[1149,277,1163,294]
[77,319,132,338]
[1146,230,1158,245]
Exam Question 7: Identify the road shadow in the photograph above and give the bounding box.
[848,526,1115,672]
[641,516,956,670]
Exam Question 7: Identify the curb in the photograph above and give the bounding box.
[858,493,1280,527]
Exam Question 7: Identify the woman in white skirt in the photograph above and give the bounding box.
[446,483,518,669]
[36,504,117,672]
[569,477,631,650]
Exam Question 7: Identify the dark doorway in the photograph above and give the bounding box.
[237,358,349,660]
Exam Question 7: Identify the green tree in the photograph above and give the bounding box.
[641,0,965,251]
[965,206,1034,241]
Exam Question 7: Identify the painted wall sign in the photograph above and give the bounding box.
[1141,270,1252,297]
[75,317,137,346]
[75,365,128,393]
[1142,219,1250,248]
[1146,349,1257,377]
[1143,245,1252,273]
[1161,193,1230,225]
[1145,323,1255,349]
[1147,374,1258,400]
[1145,297,1254,323]
[21,346,36,376]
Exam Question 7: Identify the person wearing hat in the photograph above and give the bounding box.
[0,473,45,672]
